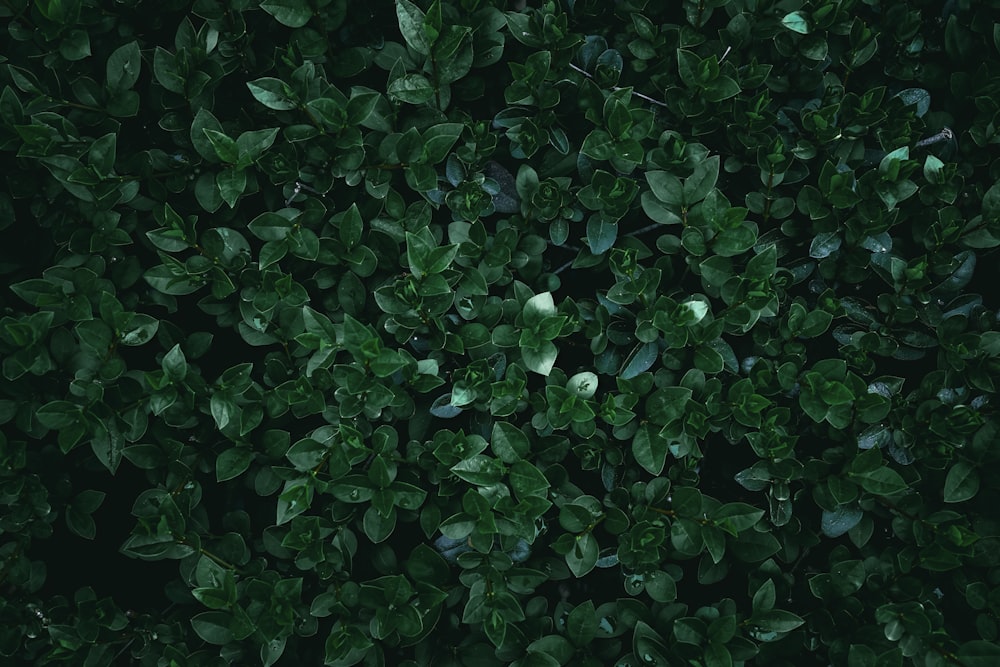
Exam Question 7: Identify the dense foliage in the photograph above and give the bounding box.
[2,0,1000,665]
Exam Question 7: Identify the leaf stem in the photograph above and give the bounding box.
[567,63,669,109]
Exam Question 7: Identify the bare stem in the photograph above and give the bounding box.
[914,127,954,149]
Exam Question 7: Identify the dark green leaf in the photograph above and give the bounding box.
[261,0,312,28]
[566,600,598,646]
[216,447,254,482]
[247,77,298,110]
[509,460,549,499]
[586,217,617,254]
[851,466,907,496]
[491,422,530,463]
[632,424,667,475]
[821,505,863,538]
[106,41,141,93]
[191,611,234,644]
[565,532,599,577]
[396,0,431,54]
[943,461,979,503]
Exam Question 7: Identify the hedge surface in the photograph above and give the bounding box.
[2,0,1000,666]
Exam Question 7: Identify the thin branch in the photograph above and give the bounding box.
[914,126,954,149]
[284,181,329,206]
[624,222,663,238]
[567,63,670,109]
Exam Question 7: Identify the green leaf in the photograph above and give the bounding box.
[646,386,692,424]
[66,506,97,539]
[451,455,503,485]
[645,570,677,602]
[203,129,239,164]
[509,460,550,499]
[191,611,235,645]
[422,123,464,164]
[892,88,931,117]
[276,481,313,525]
[566,532,599,577]
[745,245,777,281]
[632,424,667,475]
[88,132,117,175]
[821,505,863,538]
[703,76,740,102]
[216,447,254,482]
[676,49,701,88]
[567,371,599,399]
[713,503,764,534]
[730,531,781,562]
[580,129,615,161]
[684,155,720,205]
[851,466,907,496]
[249,212,294,241]
[261,0,312,28]
[36,400,80,429]
[522,341,558,376]
[388,74,435,104]
[191,108,225,162]
[621,341,660,379]
[566,600,598,646]
[9,279,59,307]
[363,506,397,543]
[646,171,684,206]
[983,182,1000,219]
[235,127,279,163]
[752,579,776,612]
[943,461,979,503]
[781,11,810,34]
[247,77,298,110]
[106,41,141,93]
[60,29,91,61]
[192,586,231,610]
[162,344,187,381]
[396,0,431,55]
[491,421,530,463]
[958,641,1000,667]
[586,217,618,254]
[210,393,238,430]
[753,609,804,633]
[216,168,246,208]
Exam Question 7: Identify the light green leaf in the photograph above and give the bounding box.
[522,342,558,376]
[781,11,810,34]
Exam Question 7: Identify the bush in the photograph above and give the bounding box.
[2,0,1000,665]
